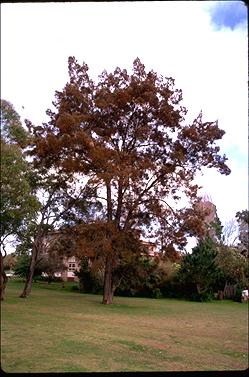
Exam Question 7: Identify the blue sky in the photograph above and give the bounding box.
[1,1,248,243]
[208,1,247,30]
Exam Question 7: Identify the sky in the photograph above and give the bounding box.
[1,1,248,242]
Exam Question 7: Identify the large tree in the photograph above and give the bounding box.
[27,57,230,304]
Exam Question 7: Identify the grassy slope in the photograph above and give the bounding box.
[1,279,248,372]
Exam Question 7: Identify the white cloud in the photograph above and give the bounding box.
[1,1,247,229]
[195,159,248,224]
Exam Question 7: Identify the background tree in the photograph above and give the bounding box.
[13,254,33,279]
[27,57,230,304]
[215,245,248,293]
[220,219,238,247]
[3,253,17,271]
[1,99,28,146]
[35,249,66,283]
[117,254,161,298]
[236,210,248,257]
[13,254,44,280]
[17,170,91,298]
[212,211,248,299]
[18,168,104,298]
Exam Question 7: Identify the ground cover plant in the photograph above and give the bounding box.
[1,280,248,372]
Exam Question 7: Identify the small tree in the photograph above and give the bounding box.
[178,237,220,301]
[75,256,101,293]
[13,254,45,280]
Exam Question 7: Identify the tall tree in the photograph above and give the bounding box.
[0,99,39,300]
[27,57,230,304]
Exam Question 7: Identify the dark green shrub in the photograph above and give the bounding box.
[161,277,192,299]
[233,288,243,303]
[71,285,79,291]
[75,257,103,294]
[151,288,162,299]
[134,284,161,299]
[35,275,63,283]
[13,255,31,278]
[115,287,135,297]
[190,291,214,302]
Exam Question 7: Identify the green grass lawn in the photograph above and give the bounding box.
[1,279,248,372]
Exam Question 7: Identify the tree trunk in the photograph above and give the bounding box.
[102,257,114,304]
[103,179,115,304]
[19,234,42,298]
[217,290,224,300]
[223,281,237,299]
[115,178,124,225]
[106,181,112,221]
[196,283,201,294]
[0,253,8,301]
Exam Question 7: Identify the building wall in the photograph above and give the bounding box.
[43,230,158,281]
[197,200,217,224]
[195,200,218,240]
[141,240,157,257]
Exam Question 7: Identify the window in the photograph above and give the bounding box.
[68,263,76,271]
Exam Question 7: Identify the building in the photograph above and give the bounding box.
[60,255,81,282]
[197,200,217,224]
[41,255,81,282]
[42,231,158,282]
[195,199,218,240]
[59,241,158,282]
[141,240,158,257]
